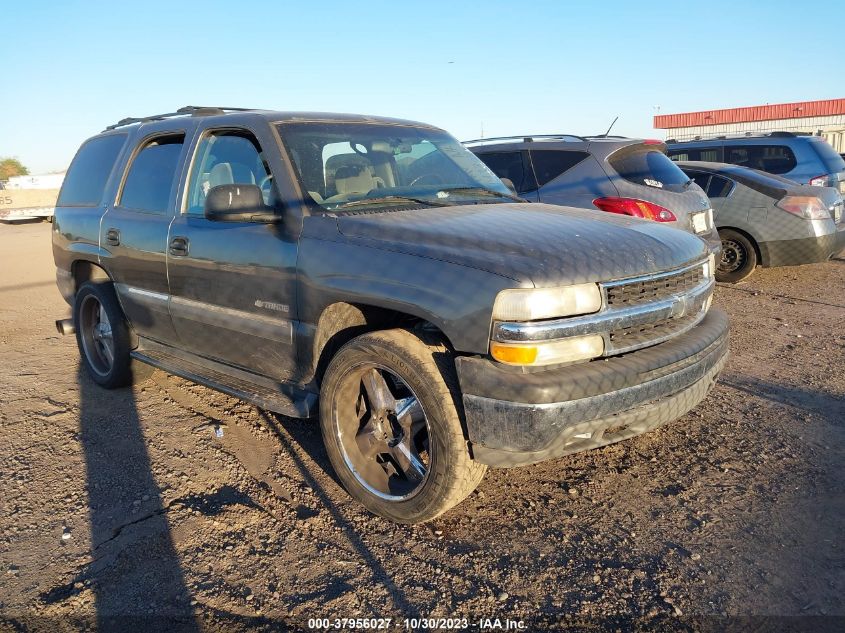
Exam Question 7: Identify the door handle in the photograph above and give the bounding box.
[105,228,120,246]
[169,236,189,257]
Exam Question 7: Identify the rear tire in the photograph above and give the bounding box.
[319,329,486,523]
[716,229,757,283]
[73,281,133,388]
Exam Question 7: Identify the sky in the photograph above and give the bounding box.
[2,0,843,174]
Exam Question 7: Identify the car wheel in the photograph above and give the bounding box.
[73,281,133,388]
[319,328,486,523]
[716,229,758,283]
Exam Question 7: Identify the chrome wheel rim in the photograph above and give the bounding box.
[79,295,114,377]
[332,363,431,501]
[720,239,746,273]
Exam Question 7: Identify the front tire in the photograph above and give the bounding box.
[716,229,758,283]
[73,281,133,388]
[319,329,486,523]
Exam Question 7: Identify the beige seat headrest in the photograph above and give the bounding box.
[209,162,234,188]
[334,165,376,195]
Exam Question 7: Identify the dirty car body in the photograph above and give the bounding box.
[53,108,729,521]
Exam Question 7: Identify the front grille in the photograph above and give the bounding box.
[605,265,704,308]
[608,312,699,349]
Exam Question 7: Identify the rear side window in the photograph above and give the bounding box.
[529,150,589,187]
[119,135,185,213]
[609,148,690,190]
[724,144,796,174]
[669,147,722,162]
[475,151,537,194]
[707,175,733,198]
[686,171,710,191]
[57,134,127,206]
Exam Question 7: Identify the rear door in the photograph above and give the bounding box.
[100,130,190,345]
[166,124,299,380]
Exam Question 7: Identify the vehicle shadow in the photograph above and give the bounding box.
[259,411,421,619]
[720,373,845,422]
[38,363,199,632]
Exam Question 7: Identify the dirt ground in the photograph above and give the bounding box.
[1,221,843,632]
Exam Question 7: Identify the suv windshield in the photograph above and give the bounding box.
[278,122,514,210]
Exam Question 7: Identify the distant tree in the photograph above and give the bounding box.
[0,158,29,181]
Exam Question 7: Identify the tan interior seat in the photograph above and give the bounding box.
[334,164,377,195]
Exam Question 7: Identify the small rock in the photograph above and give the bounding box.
[691,553,701,561]
[497,591,509,601]
[433,530,443,536]
[567,488,579,496]
[61,532,72,541]
[245,594,254,602]
[593,574,601,583]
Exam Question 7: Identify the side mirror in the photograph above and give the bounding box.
[500,177,518,195]
[204,184,280,223]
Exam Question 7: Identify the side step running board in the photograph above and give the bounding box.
[131,339,317,419]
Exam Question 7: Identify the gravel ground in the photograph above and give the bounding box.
[1,221,843,632]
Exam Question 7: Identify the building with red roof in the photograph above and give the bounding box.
[654,98,845,152]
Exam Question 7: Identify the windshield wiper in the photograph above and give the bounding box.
[336,195,454,209]
[435,186,527,203]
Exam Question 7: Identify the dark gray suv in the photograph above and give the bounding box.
[53,107,728,523]
[466,135,721,254]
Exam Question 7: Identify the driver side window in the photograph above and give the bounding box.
[186,130,273,214]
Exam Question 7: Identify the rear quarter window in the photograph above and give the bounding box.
[810,139,845,173]
[57,134,127,207]
[609,148,690,190]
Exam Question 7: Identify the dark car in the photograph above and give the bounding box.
[666,132,845,193]
[677,161,844,282]
[465,134,721,254]
[53,106,728,523]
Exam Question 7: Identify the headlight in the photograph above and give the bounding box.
[490,335,605,366]
[492,284,602,321]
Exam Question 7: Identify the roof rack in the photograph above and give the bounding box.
[667,130,814,143]
[104,105,254,131]
[463,133,588,145]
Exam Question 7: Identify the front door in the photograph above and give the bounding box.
[166,126,298,380]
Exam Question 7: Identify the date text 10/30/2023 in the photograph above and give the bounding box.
[307,617,527,630]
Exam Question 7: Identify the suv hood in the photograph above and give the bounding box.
[336,203,709,286]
